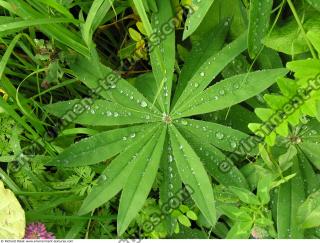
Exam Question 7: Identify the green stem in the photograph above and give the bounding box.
[287,0,317,59]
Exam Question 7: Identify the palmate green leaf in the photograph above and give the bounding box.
[182,0,215,40]
[175,124,249,189]
[172,19,230,106]
[47,124,156,167]
[117,125,166,235]
[175,68,288,117]
[82,0,115,47]
[45,99,161,126]
[297,190,320,229]
[78,124,159,215]
[248,0,273,58]
[172,32,248,113]
[174,118,256,155]
[169,125,216,226]
[149,0,175,112]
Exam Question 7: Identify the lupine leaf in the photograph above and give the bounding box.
[169,125,216,226]
[248,0,273,58]
[78,125,159,215]
[117,126,166,235]
[173,32,248,113]
[176,68,288,117]
[47,124,156,167]
[182,0,215,40]
[45,99,161,126]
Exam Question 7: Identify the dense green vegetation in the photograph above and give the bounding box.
[1,0,320,239]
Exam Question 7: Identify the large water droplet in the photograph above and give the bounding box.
[140,101,148,108]
[215,132,224,140]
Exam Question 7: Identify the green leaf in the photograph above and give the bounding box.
[228,186,261,205]
[175,118,256,155]
[264,11,320,55]
[226,220,253,239]
[0,18,80,36]
[82,0,114,47]
[248,0,273,58]
[169,125,216,226]
[69,55,161,115]
[276,157,305,239]
[0,180,25,239]
[175,122,250,189]
[47,124,156,167]
[257,174,273,205]
[278,145,297,171]
[178,214,191,227]
[78,125,159,215]
[45,99,161,126]
[149,0,175,112]
[159,137,182,235]
[172,19,230,106]
[306,0,320,11]
[1,0,89,56]
[173,32,248,113]
[218,204,252,221]
[175,68,288,117]
[182,0,215,40]
[186,210,198,220]
[300,142,320,170]
[297,190,320,229]
[117,126,166,235]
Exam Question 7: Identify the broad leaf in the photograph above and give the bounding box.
[0,180,25,239]
[297,190,320,229]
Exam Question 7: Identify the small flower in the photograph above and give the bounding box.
[24,222,55,239]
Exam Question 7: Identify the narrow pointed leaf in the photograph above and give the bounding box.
[174,118,257,155]
[173,19,230,106]
[169,125,216,226]
[78,125,159,215]
[47,124,156,167]
[176,68,288,117]
[117,126,166,235]
[175,123,249,189]
[173,32,248,112]
[45,99,161,126]
[182,0,215,40]
[149,0,175,112]
[248,0,273,58]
